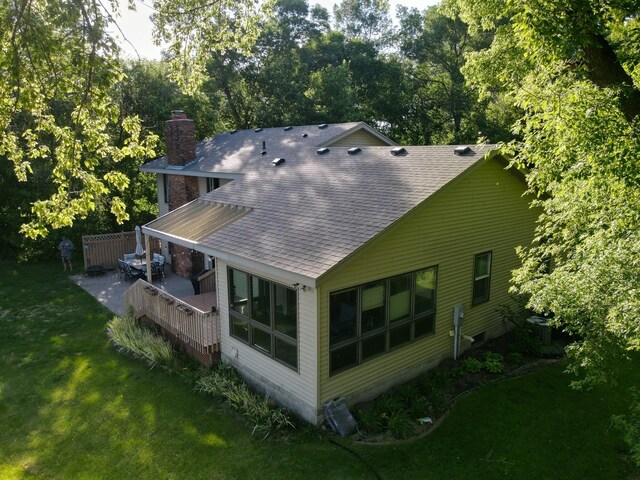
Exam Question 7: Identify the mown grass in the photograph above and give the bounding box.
[1,260,638,479]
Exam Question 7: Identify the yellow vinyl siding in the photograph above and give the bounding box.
[316,158,538,405]
[327,129,389,147]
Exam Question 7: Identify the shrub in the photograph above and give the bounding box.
[462,357,483,373]
[355,407,385,434]
[396,384,420,408]
[429,369,454,389]
[613,388,640,467]
[387,411,416,439]
[197,366,294,438]
[106,314,175,369]
[375,393,404,418]
[407,396,432,420]
[417,370,453,398]
[483,352,504,374]
[506,352,524,365]
[510,327,543,356]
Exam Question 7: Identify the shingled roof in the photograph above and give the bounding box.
[145,144,497,281]
[140,122,395,175]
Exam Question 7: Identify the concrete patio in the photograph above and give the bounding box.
[71,268,195,317]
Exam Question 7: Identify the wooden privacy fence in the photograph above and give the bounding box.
[82,231,160,270]
[124,279,220,366]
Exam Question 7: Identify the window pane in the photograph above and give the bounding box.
[415,314,434,338]
[275,337,297,369]
[251,276,271,325]
[362,333,386,360]
[330,289,357,345]
[389,274,411,323]
[415,267,437,315]
[231,315,248,342]
[274,284,297,339]
[474,252,491,279]
[473,253,491,304]
[206,177,220,193]
[229,269,248,315]
[361,280,385,333]
[389,323,411,349]
[473,277,490,304]
[251,325,271,354]
[330,343,358,374]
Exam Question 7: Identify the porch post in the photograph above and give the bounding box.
[145,234,152,282]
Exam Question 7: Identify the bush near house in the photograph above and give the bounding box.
[353,328,564,441]
[197,366,295,438]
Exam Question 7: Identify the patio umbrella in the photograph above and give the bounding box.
[135,225,145,257]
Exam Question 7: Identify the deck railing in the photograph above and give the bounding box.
[198,268,217,294]
[124,279,220,364]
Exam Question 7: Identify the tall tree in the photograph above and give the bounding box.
[333,0,393,47]
[397,6,504,144]
[1,0,275,240]
[443,0,640,388]
[0,0,157,239]
[153,0,274,94]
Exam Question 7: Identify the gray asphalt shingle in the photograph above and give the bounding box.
[196,145,493,279]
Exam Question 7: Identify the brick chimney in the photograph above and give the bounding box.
[166,110,195,166]
[164,110,204,279]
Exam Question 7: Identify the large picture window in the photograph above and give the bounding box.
[228,267,298,370]
[472,251,492,305]
[329,266,438,375]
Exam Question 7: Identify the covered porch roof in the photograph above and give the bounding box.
[143,199,250,250]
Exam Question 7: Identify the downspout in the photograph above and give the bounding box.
[453,304,465,360]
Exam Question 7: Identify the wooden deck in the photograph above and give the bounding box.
[179,291,217,313]
[124,280,220,365]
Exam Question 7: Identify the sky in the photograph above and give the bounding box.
[113,0,439,60]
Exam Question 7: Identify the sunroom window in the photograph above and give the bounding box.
[329,266,438,375]
[228,267,298,370]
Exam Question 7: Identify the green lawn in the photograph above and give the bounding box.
[1,260,638,479]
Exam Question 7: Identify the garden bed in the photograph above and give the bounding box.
[350,329,567,443]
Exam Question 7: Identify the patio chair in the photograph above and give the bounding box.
[150,261,163,281]
[116,259,128,280]
[152,253,166,277]
[119,259,145,282]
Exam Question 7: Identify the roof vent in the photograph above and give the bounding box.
[391,147,407,156]
[318,123,328,129]
[347,147,361,155]
[454,145,473,155]
[301,133,308,138]
[229,130,237,134]
[254,127,263,133]
[283,125,293,131]
[316,147,330,155]
[272,158,285,166]
[260,141,266,156]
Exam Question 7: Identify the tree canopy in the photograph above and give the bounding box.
[444,0,640,387]
[1,0,158,239]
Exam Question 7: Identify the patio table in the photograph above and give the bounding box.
[126,258,148,273]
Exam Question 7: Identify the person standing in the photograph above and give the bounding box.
[58,236,74,271]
